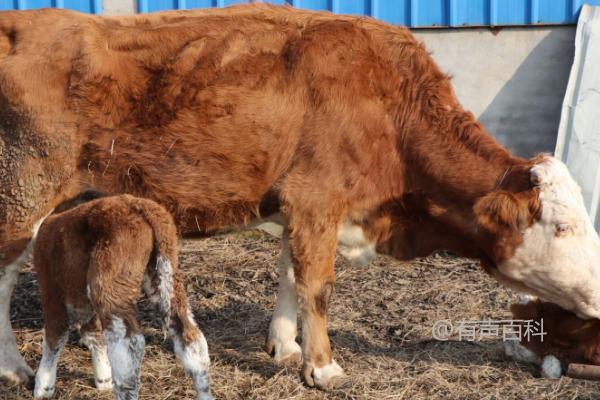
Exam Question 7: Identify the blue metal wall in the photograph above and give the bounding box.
[0,0,101,13]
[138,0,600,27]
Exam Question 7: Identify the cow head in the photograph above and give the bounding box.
[475,156,600,319]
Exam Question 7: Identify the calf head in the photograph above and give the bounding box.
[474,156,600,319]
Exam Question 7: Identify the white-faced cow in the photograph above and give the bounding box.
[0,4,599,390]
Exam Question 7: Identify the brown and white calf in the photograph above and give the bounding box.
[1,5,600,389]
[505,297,600,379]
[32,193,212,400]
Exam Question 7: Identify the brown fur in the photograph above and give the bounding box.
[0,4,543,379]
[511,300,600,367]
[33,193,207,394]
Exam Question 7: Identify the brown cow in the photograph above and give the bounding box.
[33,192,212,399]
[1,4,599,389]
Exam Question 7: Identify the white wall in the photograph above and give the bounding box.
[415,27,575,157]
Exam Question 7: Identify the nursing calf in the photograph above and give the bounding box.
[505,297,600,379]
[32,193,213,400]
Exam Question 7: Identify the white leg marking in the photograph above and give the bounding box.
[311,359,346,388]
[541,355,562,379]
[0,214,51,384]
[173,315,213,400]
[81,333,112,390]
[267,230,302,363]
[104,317,144,400]
[33,333,67,398]
[0,245,35,383]
[503,341,542,364]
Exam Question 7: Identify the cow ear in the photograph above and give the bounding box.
[474,191,530,232]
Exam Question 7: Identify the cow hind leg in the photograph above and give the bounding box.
[80,316,113,390]
[265,228,302,364]
[0,245,35,384]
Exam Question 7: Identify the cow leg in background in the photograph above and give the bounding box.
[287,213,345,389]
[0,240,36,384]
[265,228,302,364]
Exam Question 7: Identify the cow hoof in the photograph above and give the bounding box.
[265,338,302,365]
[95,377,113,390]
[303,360,347,390]
[0,362,34,386]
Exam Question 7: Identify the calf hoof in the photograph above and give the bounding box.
[541,355,562,379]
[33,385,55,399]
[95,377,113,391]
[265,338,302,365]
[302,360,347,390]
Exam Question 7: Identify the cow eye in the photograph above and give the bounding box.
[555,223,574,236]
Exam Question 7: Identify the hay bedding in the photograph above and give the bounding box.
[2,230,600,399]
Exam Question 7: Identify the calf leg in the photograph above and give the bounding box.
[287,212,345,389]
[80,316,112,390]
[0,240,35,384]
[102,315,145,400]
[266,228,302,364]
[34,303,68,398]
[155,256,213,400]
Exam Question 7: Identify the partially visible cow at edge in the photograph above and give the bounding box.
[0,4,599,390]
[32,192,212,399]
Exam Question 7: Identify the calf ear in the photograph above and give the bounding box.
[474,191,531,232]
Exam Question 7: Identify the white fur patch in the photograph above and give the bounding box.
[0,241,36,383]
[172,312,213,400]
[498,156,600,319]
[104,317,145,398]
[267,232,302,362]
[34,333,67,398]
[337,222,376,267]
[81,334,113,390]
[541,355,562,379]
[503,341,542,364]
[311,359,345,387]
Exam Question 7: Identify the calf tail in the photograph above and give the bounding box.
[133,198,213,399]
[130,198,179,332]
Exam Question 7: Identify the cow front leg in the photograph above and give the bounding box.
[288,216,345,389]
[265,228,302,364]
[0,241,35,385]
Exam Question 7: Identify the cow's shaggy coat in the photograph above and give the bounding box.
[32,193,212,400]
[0,4,599,388]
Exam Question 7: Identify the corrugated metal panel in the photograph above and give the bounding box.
[138,0,600,27]
[0,0,101,13]
[555,5,600,230]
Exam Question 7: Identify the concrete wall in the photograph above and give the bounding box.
[414,27,575,157]
[102,0,575,157]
